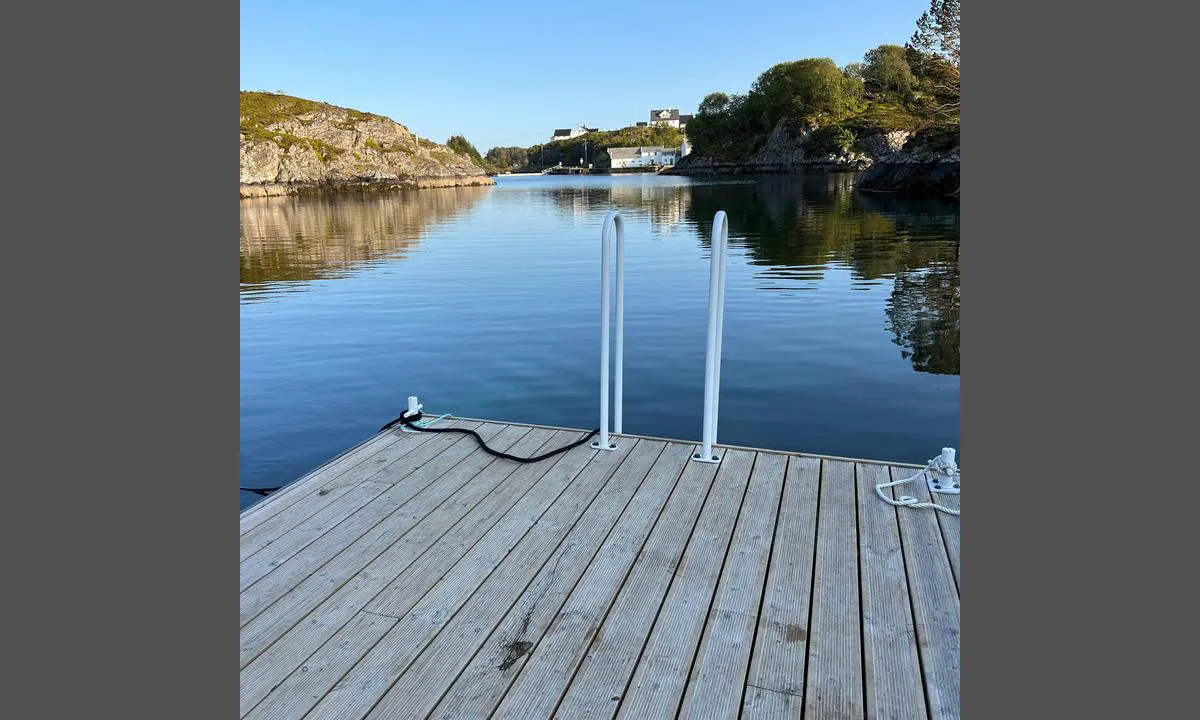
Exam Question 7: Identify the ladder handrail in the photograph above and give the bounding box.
[593,210,624,450]
[593,209,727,460]
[698,211,729,462]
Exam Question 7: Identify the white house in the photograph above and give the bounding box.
[608,145,680,169]
[549,125,598,143]
[648,108,694,130]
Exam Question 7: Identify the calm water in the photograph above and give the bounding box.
[240,174,959,509]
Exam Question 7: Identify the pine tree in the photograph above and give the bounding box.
[909,0,960,67]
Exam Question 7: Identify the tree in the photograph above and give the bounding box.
[445,134,484,165]
[751,58,863,126]
[863,45,916,95]
[909,0,960,67]
[697,92,731,115]
[484,146,528,169]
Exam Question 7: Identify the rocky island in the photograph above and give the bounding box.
[240,92,493,198]
[663,1,959,198]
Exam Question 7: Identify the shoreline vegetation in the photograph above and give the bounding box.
[665,0,959,197]
[486,1,959,197]
[240,1,958,199]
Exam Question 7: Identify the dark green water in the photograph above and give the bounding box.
[240,173,959,509]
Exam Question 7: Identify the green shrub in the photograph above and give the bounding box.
[807,125,857,155]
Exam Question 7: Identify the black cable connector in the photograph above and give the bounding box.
[381,411,600,463]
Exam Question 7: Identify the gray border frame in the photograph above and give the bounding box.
[10,0,1178,716]
[7,1,238,715]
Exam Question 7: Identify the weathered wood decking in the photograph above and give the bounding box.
[240,418,960,720]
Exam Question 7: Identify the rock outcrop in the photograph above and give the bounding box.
[665,117,907,176]
[240,92,493,198]
[667,115,958,199]
[856,134,959,198]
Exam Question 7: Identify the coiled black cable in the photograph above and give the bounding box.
[240,410,599,497]
[380,411,600,463]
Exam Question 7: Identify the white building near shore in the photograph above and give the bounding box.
[608,145,680,169]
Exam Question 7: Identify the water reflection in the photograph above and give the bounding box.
[542,181,694,235]
[886,262,960,375]
[239,186,489,289]
[683,175,960,374]
[241,174,960,509]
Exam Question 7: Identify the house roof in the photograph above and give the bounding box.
[552,128,572,137]
[679,114,693,124]
[649,108,680,121]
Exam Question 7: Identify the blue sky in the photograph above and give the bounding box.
[241,0,930,151]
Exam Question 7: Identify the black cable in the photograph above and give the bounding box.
[380,410,601,463]
[241,409,597,498]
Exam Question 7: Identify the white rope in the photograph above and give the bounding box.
[416,413,450,428]
[875,451,961,516]
[400,412,451,432]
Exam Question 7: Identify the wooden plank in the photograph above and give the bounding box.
[857,463,928,719]
[936,492,960,593]
[240,427,561,715]
[239,424,523,594]
[238,422,468,562]
[239,429,592,715]
[741,456,819,717]
[552,452,721,720]
[450,416,930,470]
[614,448,756,720]
[361,434,605,621]
[240,425,504,628]
[239,427,567,711]
[678,451,785,718]
[303,440,660,720]
[237,418,958,720]
[446,442,692,720]
[238,427,431,536]
[742,685,803,719]
[893,466,960,720]
[804,459,864,719]
[238,422,501,631]
[239,428,420,535]
[243,611,397,720]
[241,478,394,592]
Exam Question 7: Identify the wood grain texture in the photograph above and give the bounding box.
[679,451,786,719]
[857,463,927,720]
[614,449,756,720]
[303,440,651,720]
[238,422,960,720]
[893,467,961,720]
[553,452,721,720]
[804,459,864,720]
[239,428,575,714]
[742,456,820,715]
[239,428,420,535]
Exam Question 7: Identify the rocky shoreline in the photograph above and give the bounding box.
[240,175,493,199]
[664,116,958,198]
[854,147,959,198]
[240,92,494,200]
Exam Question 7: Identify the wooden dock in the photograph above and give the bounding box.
[240,418,960,719]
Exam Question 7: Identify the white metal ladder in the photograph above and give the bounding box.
[593,210,729,462]
[592,211,625,450]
